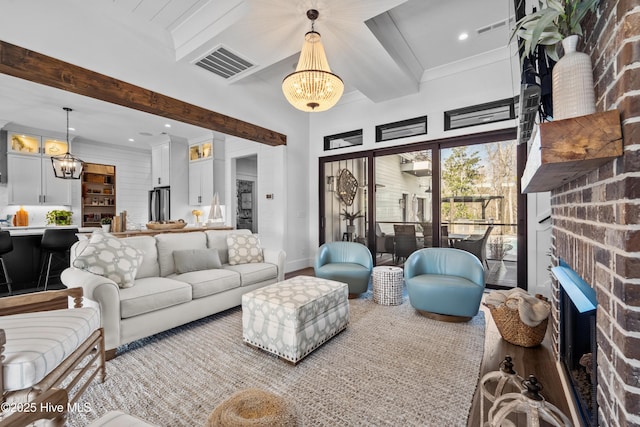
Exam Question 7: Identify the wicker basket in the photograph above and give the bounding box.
[485,294,550,347]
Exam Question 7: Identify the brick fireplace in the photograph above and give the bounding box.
[549,1,640,425]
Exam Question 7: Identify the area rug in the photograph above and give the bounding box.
[68,295,485,426]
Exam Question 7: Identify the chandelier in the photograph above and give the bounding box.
[51,107,84,179]
[282,9,344,112]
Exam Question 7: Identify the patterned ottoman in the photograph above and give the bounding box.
[242,276,349,364]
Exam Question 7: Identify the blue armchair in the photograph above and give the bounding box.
[404,248,485,321]
[314,242,373,298]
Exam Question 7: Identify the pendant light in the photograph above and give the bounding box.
[51,107,84,179]
[282,9,344,112]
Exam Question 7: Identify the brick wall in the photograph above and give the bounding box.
[550,1,640,425]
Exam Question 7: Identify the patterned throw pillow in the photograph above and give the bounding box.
[227,234,264,265]
[73,232,144,288]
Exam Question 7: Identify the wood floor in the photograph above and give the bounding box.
[285,267,572,426]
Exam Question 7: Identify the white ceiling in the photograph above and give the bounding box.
[0,0,514,147]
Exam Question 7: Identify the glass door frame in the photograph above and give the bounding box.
[319,127,526,289]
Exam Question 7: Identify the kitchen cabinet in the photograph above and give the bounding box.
[188,141,214,205]
[189,159,214,205]
[6,132,72,205]
[151,143,171,187]
[81,163,116,227]
[7,154,71,205]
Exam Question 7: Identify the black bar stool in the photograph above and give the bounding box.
[0,231,14,295]
[38,228,79,291]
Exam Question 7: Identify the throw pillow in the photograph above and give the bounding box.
[227,234,264,265]
[173,248,222,274]
[73,231,144,288]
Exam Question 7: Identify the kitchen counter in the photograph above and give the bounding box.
[0,225,99,236]
[106,225,233,238]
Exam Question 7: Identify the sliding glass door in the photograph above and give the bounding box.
[321,156,369,245]
[440,140,518,287]
[318,128,523,289]
[373,149,433,264]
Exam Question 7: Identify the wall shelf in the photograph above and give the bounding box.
[521,110,622,193]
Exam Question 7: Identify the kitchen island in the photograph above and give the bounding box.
[106,225,233,238]
[0,226,99,294]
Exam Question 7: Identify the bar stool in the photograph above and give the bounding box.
[38,228,79,291]
[0,230,14,295]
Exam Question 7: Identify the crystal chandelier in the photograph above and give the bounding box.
[282,9,344,112]
[51,107,84,179]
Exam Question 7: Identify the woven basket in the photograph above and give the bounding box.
[485,294,550,348]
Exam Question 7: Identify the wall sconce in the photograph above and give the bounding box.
[327,176,336,192]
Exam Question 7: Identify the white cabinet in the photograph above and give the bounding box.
[151,143,171,187]
[189,159,214,205]
[7,154,71,205]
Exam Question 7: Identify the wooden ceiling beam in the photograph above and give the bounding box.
[0,40,286,146]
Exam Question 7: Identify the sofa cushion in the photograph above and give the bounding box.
[121,236,160,279]
[0,307,100,391]
[172,269,241,299]
[73,232,144,288]
[173,248,222,274]
[155,232,207,277]
[205,229,252,265]
[119,277,192,319]
[227,234,264,265]
[223,263,277,287]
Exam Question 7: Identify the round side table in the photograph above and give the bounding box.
[372,266,404,305]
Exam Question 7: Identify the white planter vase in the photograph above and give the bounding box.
[101,224,111,232]
[552,35,596,120]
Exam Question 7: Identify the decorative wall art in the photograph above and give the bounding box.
[337,168,358,206]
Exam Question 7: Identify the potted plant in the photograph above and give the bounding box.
[511,0,599,120]
[100,217,112,232]
[45,209,72,226]
[340,209,364,235]
[510,0,599,63]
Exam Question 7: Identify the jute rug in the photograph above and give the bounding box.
[68,295,485,426]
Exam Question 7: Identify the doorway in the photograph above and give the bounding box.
[235,155,257,233]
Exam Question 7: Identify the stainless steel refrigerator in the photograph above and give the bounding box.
[149,186,170,222]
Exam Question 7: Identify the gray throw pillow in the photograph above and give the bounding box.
[173,248,222,274]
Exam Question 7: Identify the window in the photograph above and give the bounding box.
[444,98,516,131]
[324,130,363,151]
[376,116,427,142]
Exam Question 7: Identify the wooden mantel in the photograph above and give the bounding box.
[521,110,622,193]
[0,40,286,147]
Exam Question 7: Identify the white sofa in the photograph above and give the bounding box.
[61,229,285,358]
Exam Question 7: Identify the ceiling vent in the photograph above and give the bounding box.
[476,16,515,35]
[195,46,254,79]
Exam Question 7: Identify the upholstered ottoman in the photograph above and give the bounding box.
[242,276,349,364]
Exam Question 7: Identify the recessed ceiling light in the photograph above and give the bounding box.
[128,138,135,142]
[164,123,171,128]
[458,32,469,41]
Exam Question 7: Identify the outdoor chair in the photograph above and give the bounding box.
[393,224,417,263]
[0,288,105,415]
[314,241,373,298]
[375,223,395,257]
[452,225,494,269]
[404,247,485,321]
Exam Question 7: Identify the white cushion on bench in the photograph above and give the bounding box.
[0,307,100,391]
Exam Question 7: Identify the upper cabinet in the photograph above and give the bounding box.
[151,143,171,187]
[9,132,68,156]
[188,141,214,205]
[6,132,72,205]
[521,111,623,193]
